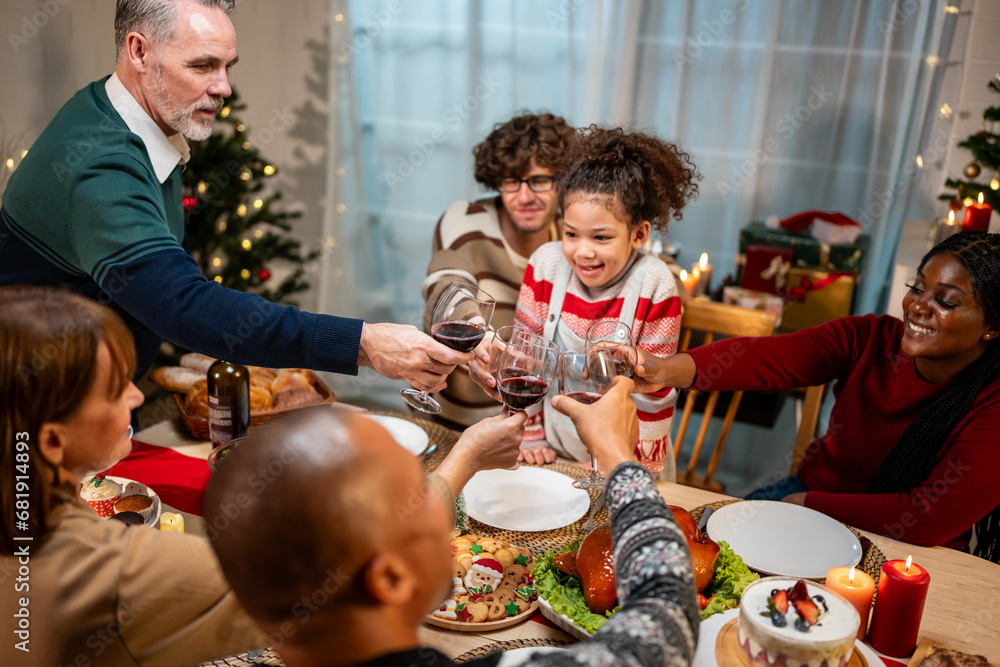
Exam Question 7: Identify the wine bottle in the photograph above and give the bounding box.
[207,360,250,448]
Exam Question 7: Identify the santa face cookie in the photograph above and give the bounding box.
[464,555,504,599]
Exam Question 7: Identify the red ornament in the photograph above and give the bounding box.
[182,196,198,211]
[258,269,271,281]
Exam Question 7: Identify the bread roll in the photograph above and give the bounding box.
[179,353,216,374]
[249,386,274,411]
[151,366,204,393]
[184,381,209,418]
[270,370,313,395]
[273,389,321,408]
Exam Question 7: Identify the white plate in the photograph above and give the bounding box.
[694,609,885,667]
[107,476,162,528]
[464,467,590,531]
[538,596,593,640]
[706,501,862,579]
[364,415,429,455]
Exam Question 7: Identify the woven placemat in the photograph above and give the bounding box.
[454,637,573,663]
[690,500,886,584]
[368,410,459,470]
[199,647,284,666]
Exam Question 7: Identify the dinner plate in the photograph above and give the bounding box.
[463,467,590,531]
[706,501,862,579]
[364,415,429,455]
[107,476,162,528]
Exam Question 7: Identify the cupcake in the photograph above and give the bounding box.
[80,475,122,518]
[108,511,145,527]
[114,494,154,523]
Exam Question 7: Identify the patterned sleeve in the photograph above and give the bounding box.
[501,463,699,667]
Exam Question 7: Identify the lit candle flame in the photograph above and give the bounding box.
[699,252,709,270]
[679,269,688,281]
[848,566,856,583]
[905,555,913,572]
[948,210,955,224]
[979,192,985,205]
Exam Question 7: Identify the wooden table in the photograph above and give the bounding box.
[135,416,1000,663]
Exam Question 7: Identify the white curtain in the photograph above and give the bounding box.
[330,0,958,406]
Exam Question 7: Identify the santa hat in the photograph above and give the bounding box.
[471,556,504,579]
[766,210,862,245]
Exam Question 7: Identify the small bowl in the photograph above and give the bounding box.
[207,437,246,471]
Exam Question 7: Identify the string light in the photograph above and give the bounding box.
[263,165,275,176]
[219,221,227,231]
[237,204,247,216]
[214,276,223,283]
[220,107,231,118]
[915,155,924,168]
[240,171,251,181]
[335,13,344,21]
[945,5,959,13]
[254,229,264,239]
[964,197,975,207]
[240,269,250,279]
[242,239,252,250]
[925,56,940,67]
[326,236,336,247]
[20,150,27,158]
[197,181,207,193]
[253,198,264,209]
[234,122,246,133]
[5,159,13,171]
[938,103,952,118]
[991,179,999,191]
[212,257,222,267]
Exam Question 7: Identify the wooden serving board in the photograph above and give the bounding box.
[424,600,538,632]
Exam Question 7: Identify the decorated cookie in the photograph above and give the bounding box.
[465,555,504,599]
[432,599,457,620]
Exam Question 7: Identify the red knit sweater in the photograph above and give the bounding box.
[686,314,1000,548]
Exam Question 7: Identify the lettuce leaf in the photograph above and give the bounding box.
[699,539,758,620]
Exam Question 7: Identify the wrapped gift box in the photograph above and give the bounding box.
[780,268,856,332]
[722,286,783,328]
[737,221,870,275]
[741,244,793,294]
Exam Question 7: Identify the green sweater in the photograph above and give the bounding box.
[0,77,363,377]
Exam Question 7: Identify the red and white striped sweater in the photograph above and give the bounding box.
[513,242,682,472]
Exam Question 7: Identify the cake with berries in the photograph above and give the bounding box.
[738,577,860,667]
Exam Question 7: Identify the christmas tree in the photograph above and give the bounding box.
[182,89,319,304]
[940,75,1000,211]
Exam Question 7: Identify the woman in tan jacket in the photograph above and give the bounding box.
[0,286,267,667]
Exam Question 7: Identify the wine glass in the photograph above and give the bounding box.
[585,320,637,379]
[495,333,559,415]
[402,280,495,414]
[560,348,616,490]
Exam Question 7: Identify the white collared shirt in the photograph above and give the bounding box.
[105,72,190,184]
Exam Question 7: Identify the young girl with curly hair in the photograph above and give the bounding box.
[482,125,700,474]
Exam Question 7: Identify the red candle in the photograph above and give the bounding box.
[867,556,930,657]
[825,566,875,639]
[963,193,993,232]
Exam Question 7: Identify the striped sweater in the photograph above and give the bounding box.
[422,198,558,426]
[514,242,682,472]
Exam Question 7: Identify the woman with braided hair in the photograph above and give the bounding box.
[630,231,1000,562]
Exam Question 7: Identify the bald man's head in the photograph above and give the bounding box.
[203,408,452,630]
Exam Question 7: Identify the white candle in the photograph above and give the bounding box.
[679,269,698,300]
[693,253,712,297]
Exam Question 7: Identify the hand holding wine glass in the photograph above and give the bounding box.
[560,347,616,490]
[585,320,638,380]
[402,281,495,413]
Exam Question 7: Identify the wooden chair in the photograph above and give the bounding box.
[671,300,778,492]
[789,383,826,475]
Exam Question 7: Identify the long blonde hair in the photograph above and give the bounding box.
[0,287,136,554]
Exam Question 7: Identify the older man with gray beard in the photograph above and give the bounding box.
[0,0,469,394]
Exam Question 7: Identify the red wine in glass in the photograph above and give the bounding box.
[564,391,602,405]
[498,373,550,411]
[431,320,486,352]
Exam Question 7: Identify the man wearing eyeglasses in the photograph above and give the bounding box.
[422,113,575,427]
